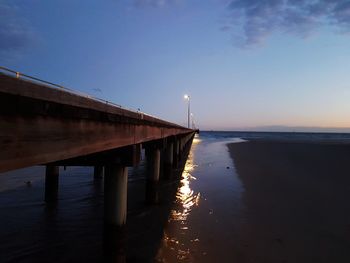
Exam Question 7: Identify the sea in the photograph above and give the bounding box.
[1,131,350,262]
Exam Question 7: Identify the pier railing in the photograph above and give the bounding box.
[0,66,160,121]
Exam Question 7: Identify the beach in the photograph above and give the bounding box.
[2,133,350,262]
[228,140,350,262]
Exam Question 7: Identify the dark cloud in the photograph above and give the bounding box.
[0,2,35,60]
[225,0,350,47]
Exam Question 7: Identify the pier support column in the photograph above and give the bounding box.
[144,146,161,204]
[173,140,180,168]
[165,142,173,167]
[146,148,161,182]
[164,142,173,179]
[45,165,59,203]
[104,165,128,226]
[94,166,104,180]
[179,137,185,161]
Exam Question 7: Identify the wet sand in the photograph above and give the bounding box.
[228,141,350,263]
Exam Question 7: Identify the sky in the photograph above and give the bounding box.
[2,0,350,131]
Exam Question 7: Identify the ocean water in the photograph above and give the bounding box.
[202,131,350,142]
[1,131,350,262]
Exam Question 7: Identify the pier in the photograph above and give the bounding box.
[0,68,196,226]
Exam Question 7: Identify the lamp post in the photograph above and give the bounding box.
[184,94,190,128]
[191,113,195,129]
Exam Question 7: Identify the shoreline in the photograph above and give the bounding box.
[228,140,350,262]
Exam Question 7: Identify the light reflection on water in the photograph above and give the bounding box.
[156,135,246,262]
[0,133,246,262]
[172,156,200,222]
[157,136,201,262]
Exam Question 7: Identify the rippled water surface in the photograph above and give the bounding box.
[0,132,350,262]
[4,131,342,262]
[0,132,247,262]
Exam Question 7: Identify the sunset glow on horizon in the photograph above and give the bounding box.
[2,0,350,131]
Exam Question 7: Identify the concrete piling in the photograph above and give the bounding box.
[94,165,104,180]
[146,148,161,182]
[104,165,128,226]
[173,140,180,167]
[165,142,173,167]
[45,165,59,203]
[42,133,195,226]
[163,142,173,179]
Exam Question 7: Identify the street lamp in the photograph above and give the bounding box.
[191,113,195,129]
[184,94,190,128]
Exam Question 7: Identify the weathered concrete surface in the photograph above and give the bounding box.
[0,74,193,172]
[104,164,128,226]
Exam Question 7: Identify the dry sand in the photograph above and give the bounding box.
[228,141,350,263]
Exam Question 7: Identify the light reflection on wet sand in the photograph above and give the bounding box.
[156,136,201,262]
[156,135,245,262]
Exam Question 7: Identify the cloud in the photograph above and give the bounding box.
[0,2,35,60]
[225,0,350,47]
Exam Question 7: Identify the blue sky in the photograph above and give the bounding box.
[2,0,350,131]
